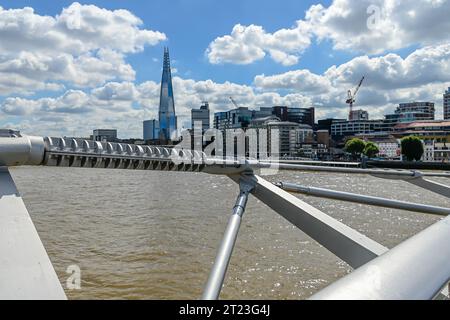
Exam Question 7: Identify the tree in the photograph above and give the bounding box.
[344,138,366,159]
[401,136,424,161]
[363,141,379,158]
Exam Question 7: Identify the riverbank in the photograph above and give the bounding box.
[368,160,450,170]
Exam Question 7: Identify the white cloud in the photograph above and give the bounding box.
[3,43,450,137]
[0,3,166,95]
[305,0,450,54]
[255,43,450,92]
[2,1,450,137]
[206,0,450,65]
[254,69,331,93]
[0,77,313,137]
[92,82,139,101]
[206,22,310,66]
[254,43,450,118]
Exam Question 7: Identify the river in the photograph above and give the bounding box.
[9,166,449,299]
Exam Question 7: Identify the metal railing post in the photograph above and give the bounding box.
[201,177,254,300]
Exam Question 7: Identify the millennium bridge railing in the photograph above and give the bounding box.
[0,134,449,300]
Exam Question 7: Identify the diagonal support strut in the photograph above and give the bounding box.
[232,174,388,269]
[202,175,255,300]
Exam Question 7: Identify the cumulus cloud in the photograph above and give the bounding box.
[254,43,450,119]
[308,0,450,54]
[254,69,331,93]
[0,77,313,137]
[3,42,450,137]
[256,43,450,92]
[2,1,450,136]
[206,0,450,65]
[0,2,166,95]
[206,22,310,66]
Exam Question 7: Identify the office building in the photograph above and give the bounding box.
[142,47,177,144]
[331,120,383,139]
[266,121,303,157]
[143,119,160,141]
[228,107,253,129]
[271,106,289,121]
[214,111,229,131]
[158,47,177,141]
[316,130,331,148]
[383,102,435,130]
[444,88,450,120]
[317,118,346,134]
[252,107,273,120]
[214,106,315,130]
[191,102,210,131]
[287,107,315,127]
[349,109,369,121]
[93,129,117,142]
[271,106,315,126]
[213,107,253,130]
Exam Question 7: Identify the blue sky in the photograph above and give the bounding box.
[0,0,449,137]
[1,0,341,84]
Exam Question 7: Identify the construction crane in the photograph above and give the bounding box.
[346,76,365,120]
[229,96,239,109]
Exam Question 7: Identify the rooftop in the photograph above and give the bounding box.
[393,120,450,129]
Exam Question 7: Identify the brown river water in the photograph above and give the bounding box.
[9,166,449,299]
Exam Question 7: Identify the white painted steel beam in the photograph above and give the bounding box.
[232,174,388,269]
[0,167,66,299]
[310,215,450,300]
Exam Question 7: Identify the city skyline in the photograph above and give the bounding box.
[0,1,450,138]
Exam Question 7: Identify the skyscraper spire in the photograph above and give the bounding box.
[158,47,177,142]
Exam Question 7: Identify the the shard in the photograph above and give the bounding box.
[158,47,177,142]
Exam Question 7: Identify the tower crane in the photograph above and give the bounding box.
[346,76,365,120]
[229,96,240,109]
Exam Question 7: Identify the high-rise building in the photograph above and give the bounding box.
[214,112,229,131]
[266,121,312,157]
[287,107,315,127]
[158,47,177,142]
[382,101,435,131]
[213,107,253,130]
[143,119,159,141]
[444,88,450,120]
[272,106,289,121]
[397,102,435,121]
[191,102,210,131]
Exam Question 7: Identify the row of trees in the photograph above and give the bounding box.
[344,138,380,159]
[344,136,424,161]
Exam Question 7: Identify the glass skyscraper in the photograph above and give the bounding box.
[158,47,177,141]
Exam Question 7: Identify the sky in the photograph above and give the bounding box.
[0,0,450,138]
